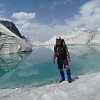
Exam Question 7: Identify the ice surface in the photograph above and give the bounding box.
[0,72,100,100]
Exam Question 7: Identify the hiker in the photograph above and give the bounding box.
[53,36,72,83]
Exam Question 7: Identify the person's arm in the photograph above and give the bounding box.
[53,51,56,63]
[53,45,56,64]
[65,44,70,62]
[66,48,70,62]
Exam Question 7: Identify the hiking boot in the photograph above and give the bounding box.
[68,80,72,83]
[59,79,65,83]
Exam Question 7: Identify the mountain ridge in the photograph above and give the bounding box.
[41,28,100,45]
[0,20,32,54]
[0,20,23,38]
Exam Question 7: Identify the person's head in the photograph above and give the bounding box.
[56,36,61,46]
[61,39,65,43]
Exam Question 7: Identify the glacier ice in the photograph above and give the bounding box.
[0,23,32,54]
[41,29,100,45]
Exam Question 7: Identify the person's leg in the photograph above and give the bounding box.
[66,66,72,82]
[63,60,72,83]
[58,61,65,83]
[59,69,65,83]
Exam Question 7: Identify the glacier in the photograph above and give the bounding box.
[30,39,41,46]
[0,72,100,100]
[0,23,32,54]
[41,28,100,46]
[0,24,100,100]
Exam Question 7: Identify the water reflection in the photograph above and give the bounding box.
[0,45,100,89]
[68,45,100,55]
[0,52,32,77]
[45,45,100,55]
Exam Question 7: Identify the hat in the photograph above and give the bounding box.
[56,36,61,40]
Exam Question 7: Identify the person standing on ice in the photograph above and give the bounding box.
[53,36,72,83]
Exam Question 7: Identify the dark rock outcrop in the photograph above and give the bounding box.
[0,20,23,38]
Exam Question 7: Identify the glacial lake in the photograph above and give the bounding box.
[0,45,100,89]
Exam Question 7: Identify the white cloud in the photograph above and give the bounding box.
[12,12,36,24]
[66,0,100,29]
[17,22,72,41]
[12,0,100,41]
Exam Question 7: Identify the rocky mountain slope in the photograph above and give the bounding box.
[0,20,23,38]
[0,20,32,54]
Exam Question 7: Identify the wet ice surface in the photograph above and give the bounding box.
[0,72,100,100]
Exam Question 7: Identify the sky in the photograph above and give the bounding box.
[0,0,100,41]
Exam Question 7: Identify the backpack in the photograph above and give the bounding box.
[54,42,67,57]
